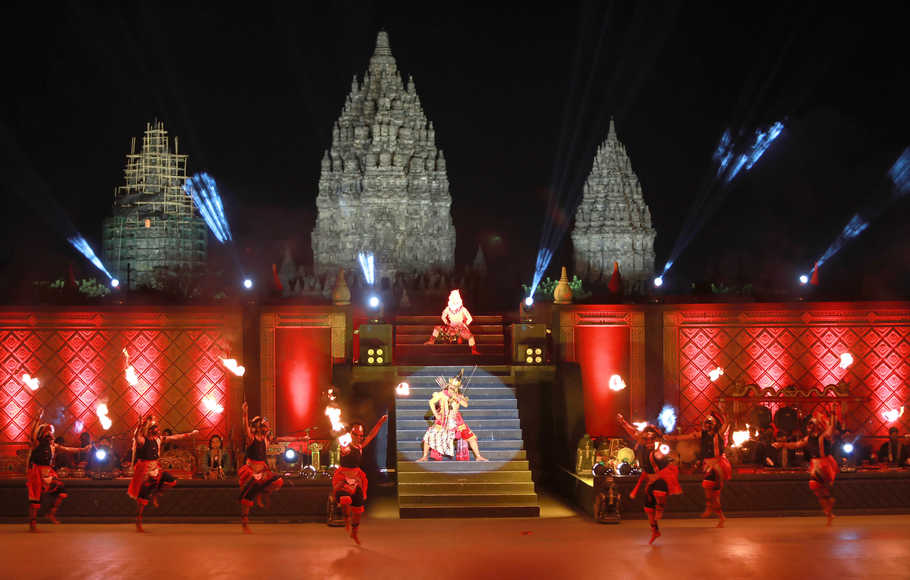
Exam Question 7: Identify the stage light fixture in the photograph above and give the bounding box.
[365,347,386,365]
[842,443,854,454]
[838,353,854,369]
[243,278,253,289]
[519,344,546,365]
[94,449,107,462]
[524,296,534,307]
[653,276,663,288]
[110,278,120,288]
[799,274,809,285]
[368,295,380,309]
[284,448,298,462]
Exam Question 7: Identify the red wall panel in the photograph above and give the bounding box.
[576,326,629,436]
[275,327,331,437]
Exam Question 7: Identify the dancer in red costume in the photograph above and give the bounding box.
[332,415,387,544]
[237,401,284,533]
[773,409,839,525]
[128,415,198,532]
[424,289,479,355]
[618,414,682,544]
[25,412,87,532]
[667,411,732,527]
[417,369,487,462]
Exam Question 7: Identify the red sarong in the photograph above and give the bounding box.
[632,464,682,498]
[128,459,158,500]
[332,466,368,499]
[809,456,838,490]
[26,464,57,502]
[238,459,271,487]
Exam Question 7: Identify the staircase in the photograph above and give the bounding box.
[395,365,539,518]
[394,315,505,365]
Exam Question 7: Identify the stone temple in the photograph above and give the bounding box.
[102,121,208,289]
[311,31,455,279]
[571,120,656,291]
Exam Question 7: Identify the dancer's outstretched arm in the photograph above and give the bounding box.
[362,415,388,448]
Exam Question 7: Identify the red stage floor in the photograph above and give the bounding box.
[2,506,908,579]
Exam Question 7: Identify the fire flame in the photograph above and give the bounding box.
[396,382,410,396]
[731,424,751,448]
[654,442,670,455]
[708,367,724,382]
[202,395,224,414]
[633,421,648,432]
[96,403,112,430]
[122,349,139,386]
[838,353,854,370]
[325,405,344,432]
[883,406,905,423]
[221,358,246,377]
[21,374,40,391]
[608,374,626,391]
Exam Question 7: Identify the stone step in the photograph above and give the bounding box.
[396,334,504,345]
[396,315,503,325]
[397,365,512,376]
[399,505,540,518]
[396,398,517,410]
[396,409,519,419]
[396,324,504,335]
[396,428,524,440]
[397,449,525,461]
[401,387,516,397]
[398,481,535,494]
[396,353,506,365]
[398,460,529,472]
[397,439,524,451]
[397,418,521,430]
[397,492,539,507]
[398,470,533,484]
[396,344,505,355]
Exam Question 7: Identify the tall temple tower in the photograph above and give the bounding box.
[102,121,208,289]
[311,31,456,278]
[571,120,656,291]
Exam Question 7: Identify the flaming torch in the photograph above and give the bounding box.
[708,367,724,382]
[396,382,410,396]
[202,395,224,414]
[883,406,905,423]
[731,425,752,448]
[96,403,112,431]
[122,348,139,387]
[21,374,40,391]
[632,421,648,432]
[325,405,345,433]
[221,358,246,377]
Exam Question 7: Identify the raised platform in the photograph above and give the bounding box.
[0,477,331,523]
[561,467,910,519]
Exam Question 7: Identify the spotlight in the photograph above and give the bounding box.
[838,353,854,369]
[243,278,253,289]
[110,278,120,288]
[284,448,298,462]
[653,276,663,288]
[94,449,107,462]
[524,296,534,307]
[842,443,854,454]
[617,461,632,476]
[519,344,546,365]
[368,295,380,309]
[799,274,809,285]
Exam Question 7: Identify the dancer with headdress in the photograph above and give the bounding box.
[417,369,487,462]
[333,414,387,544]
[25,412,87,532]
[666,410,732,526]
[128,415,198,532]
[238,401,284,533]
[424,289,479,355]
[773,408,839,525]
[618,414,682,544]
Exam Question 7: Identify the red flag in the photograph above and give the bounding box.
[608,261,622,294]
[809,262,819,286]
[271,263,283,292]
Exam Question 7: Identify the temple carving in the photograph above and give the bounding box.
[571,119,656,291]
[312,31,455,279]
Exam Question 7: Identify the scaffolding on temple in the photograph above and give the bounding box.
[102,121,208,289]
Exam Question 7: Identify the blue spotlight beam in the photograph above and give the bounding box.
[358,252,375,285]
[184,173,233,243]
[67,235,113,280]
[808,147,910,272]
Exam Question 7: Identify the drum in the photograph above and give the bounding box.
[748,405,772,429]
[774,406,799,434]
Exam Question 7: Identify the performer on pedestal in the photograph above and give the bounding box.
[618,414,682,545]
[424,289,479,355]
[333,415,388,544]
[237,401,284,533]
[417,369,487,462]
[128,415,198,532]
[666,411,732,527]
[25,412,87,532]
[773,410,838,525]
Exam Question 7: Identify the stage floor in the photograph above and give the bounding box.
[1,514,908,579]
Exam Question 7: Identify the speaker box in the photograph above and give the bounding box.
[511,323,548,364]
[359,323,393,365]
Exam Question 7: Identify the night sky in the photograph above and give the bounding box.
[2,1,909,302]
